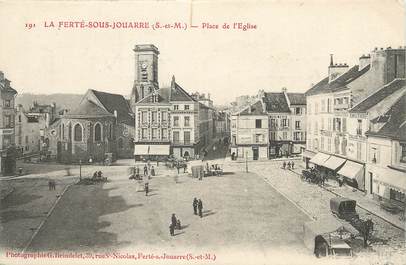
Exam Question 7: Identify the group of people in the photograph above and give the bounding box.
[282,161,295,170]
[129,162,156,180]
[169,213,182,236]
[168,198,205,236]
[92,170,106,181]
[193,198,204,218]
[205,163,222,176]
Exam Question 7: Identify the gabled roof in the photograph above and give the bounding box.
[306,65,370,96]
[91,90,134,126]
[137,87,171,104]
[0,79,17,94]
[287,93,306,105]
[262,92,290,113]
[350,79,406,113]
[170,82,196,102]
[237,100,266,115]
[65,100,114,119]
[367,93,406,141]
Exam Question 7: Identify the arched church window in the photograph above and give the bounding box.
[74,123,83,142]
[94,123,102,141]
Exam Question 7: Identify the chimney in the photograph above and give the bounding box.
[281,87,287,93]
[359,54,370,70]
[328,55,349,83]
[0,71,4,83]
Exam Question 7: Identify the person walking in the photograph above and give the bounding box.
[193,198,198,215]
[145,183,149,196]
[183,163,187,173]
[143,165,148,176]
[287,161,291,170]
[171,214,177,228]
[198,199,203,218]
[291,161,295,169]
[282,161,286,169]
[151,166,155,176]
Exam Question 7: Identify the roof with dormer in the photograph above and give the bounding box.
[350,79,406,113]
[305,65,370,96]
[262,92,290,113]
[366,93,406,141]
[136,80,196,105]
[236,100,266,115]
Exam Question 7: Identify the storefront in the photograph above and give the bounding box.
[134,143,171,161]
[322,155,346,179]
[302,150,316,169]
[371,166,406,207]
[337,160,365,191]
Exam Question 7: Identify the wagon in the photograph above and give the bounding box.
[303,216,353,258]
[330,197,359,221]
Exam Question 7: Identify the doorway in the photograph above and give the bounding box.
[252,147,259,160]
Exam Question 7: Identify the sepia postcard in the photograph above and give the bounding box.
[0,0,405,264]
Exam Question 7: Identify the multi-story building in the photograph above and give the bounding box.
[132,45,214,160]
[230,100,269,160]
[262,89,306,158]
[214,111,230,138]
[15,102,57,155]
[365,93,406,207]
[0,71,17,175]
[304,47,406,191]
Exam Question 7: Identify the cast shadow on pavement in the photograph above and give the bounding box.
[26,185,137,252]
[202,210,216,218]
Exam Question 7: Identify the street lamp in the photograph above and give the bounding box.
[245,151,248,173]
[79,159,82,181]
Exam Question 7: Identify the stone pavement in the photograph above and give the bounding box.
[224,159,406,257]
[290,162,406,232]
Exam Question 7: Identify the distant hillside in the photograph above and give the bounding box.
[16,93,83,111]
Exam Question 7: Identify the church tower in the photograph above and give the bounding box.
[130,44,160,112]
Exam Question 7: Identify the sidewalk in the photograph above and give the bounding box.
[290,163,406,232]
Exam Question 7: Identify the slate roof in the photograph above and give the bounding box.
[305,65,370,96]
[350,79,406,113]
[137,81,196,104]
[287,93,306,105]
[262,92,290,113]
[0,79,17,94]
[170,82,196,102]
[65,100,114,118]
[237,100,266,115]
[367,93,406,141]
[91,90,134,126]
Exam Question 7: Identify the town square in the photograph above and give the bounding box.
[1,1,406,264]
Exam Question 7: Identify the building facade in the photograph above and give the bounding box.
[0,71,17,175]
[230,100,269,160]
[304,47,406,191]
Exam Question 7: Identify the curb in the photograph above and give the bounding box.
[22,180,77,253]
[289,168,406,232]
[258,172,316,221]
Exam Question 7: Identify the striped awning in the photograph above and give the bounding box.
[134,144,170,155]
[310,152,331,166]
[322,155,346,170]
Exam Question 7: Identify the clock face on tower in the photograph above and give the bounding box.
[141,63,147,69]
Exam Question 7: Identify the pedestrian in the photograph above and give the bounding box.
[151,166,155,176]
[88,156,93,164]
[193,198,198,215]
[291,161,295,169]
[282,161,286,169]
[169,223,174,236]
[145,183,149,196]
[176,162,180,174]
[147,160,151,171]
[143,164,148,176]
[135,166,140,179]
[287,161,291,170]
[198,199,203,218]
[171,213,177,228]
[183,163,187,173]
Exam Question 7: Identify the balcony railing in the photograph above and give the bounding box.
[334,103,350,109]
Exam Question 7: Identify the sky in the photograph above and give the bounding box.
[0,0,405,105]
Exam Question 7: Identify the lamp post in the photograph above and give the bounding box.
[245,151,248,173]
[79,159,82,181]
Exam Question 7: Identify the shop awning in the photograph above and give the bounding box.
[322,155,346,170]
[134,144,170,155]
[372,166,406,193]
[149,145,170,155]
[338,161,364,179]
[302,150,316,159]
[134,145,150,155]
[309,152,330,166]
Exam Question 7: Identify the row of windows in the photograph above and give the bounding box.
[308,98,333,114]
[173,104,190,111]
[58,122,111,142]
[140,128,192,144]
